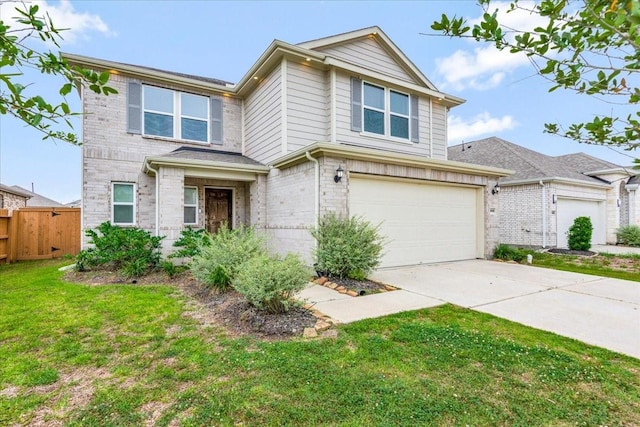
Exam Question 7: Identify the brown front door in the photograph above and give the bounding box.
[205,188,232,234]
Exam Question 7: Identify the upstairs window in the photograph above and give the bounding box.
[351,77,419,143]
[143,86,209,142]
[128,82,223,144]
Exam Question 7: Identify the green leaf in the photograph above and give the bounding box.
[59,83,73,96]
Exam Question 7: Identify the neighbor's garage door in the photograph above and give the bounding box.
[349,175,481,268]
[556,198,606,248]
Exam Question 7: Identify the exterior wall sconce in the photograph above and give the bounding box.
[552,194,557,204]
[617,198,621,207]
[334,165,344,183]
[491,183,500,195]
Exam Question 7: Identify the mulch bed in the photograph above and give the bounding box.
[313,275,397,296]
[547,248,596,256]
[64,269,322,340]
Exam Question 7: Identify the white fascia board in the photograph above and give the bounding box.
[143,156,270,176]
[272,142,511,177]
[501,177,611,189]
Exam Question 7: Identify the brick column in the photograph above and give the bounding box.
[158,166,185,253]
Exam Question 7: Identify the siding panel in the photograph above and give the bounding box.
[318,37,415,83]
[244,64,282,164]
[286,62,329,151]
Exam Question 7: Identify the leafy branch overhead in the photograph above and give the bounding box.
[431,0,640,152]
[0,2,116,145]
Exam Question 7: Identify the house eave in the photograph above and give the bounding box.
[583,167,636,177]
[272,142,511,177]
[501,177,611,189]
[143,155,270,181]
[234,41,326,96]
[63,53,237,95]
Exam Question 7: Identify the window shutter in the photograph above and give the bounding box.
[351,77,362,132]
[210,96,223,144]
[410,94,419,143]
[127,81,142,134]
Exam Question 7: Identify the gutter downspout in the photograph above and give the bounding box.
[539,181,547,248]
[305,151,319,228]
[146,162,160,237]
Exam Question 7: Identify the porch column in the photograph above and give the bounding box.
[249,174,267,231]
[158,166,185,253]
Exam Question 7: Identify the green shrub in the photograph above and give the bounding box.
[75,222,163,278]
[616,225,640,247]
[311,213,385,279]
[567,216,593,251]
[189,224,266,290]
[169,226,210,259]
[233,253,311,314]
[493,244,527,262]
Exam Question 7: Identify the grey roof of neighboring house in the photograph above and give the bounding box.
[162,146,266,166]
[0,183,31,198]
[447,137,612,185]
[554,152,622,172]
[10,186,64,207]
[629,175,640,185]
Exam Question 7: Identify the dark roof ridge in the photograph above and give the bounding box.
[469,136,555,178]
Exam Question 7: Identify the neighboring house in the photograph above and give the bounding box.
[10,186,65,207]
[448,137,639,248]
[0,184,30,212]
[66,200,82,208]
[66,27,510,268]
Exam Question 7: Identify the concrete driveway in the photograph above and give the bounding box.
[299,260,640,359]
[372,261,640,359]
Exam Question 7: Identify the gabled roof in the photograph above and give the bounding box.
[65,27,463,107]
[11,185,64,207]
[297,26,437,91]
[0,183,31,199]
[555,152,636,176]
[447,137,610,187]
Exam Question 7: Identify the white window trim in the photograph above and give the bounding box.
[142,85,210,144]
[112,182,136,226]
[361,81,412,143]
[184,186,199,225]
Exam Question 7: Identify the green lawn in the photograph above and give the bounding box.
[1,260,639,426]
[529,251,640,282]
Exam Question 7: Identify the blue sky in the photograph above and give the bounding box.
[0,0,636,203]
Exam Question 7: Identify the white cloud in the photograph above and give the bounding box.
[448,112,518,143]
[0,0,113,43]
[434,1,548,91]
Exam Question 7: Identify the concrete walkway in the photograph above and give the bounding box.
[298,260,640,359]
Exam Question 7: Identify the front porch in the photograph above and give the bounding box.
[143,146,269,251]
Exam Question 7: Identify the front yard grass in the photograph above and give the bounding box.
[1,260,639,425]
[530,251,640,282]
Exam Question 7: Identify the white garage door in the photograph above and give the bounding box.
[349,175,481,268]
[556,198,606,248]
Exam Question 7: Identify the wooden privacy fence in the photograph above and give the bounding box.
[0,207,81,264]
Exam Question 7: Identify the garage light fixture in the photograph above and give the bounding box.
[491,183,500,195]
[334,165,344,183]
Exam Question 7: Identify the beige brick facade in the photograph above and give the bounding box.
[77,28,507,264]
[0,189,27,212]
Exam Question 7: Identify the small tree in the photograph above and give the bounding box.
[567,216,593,251]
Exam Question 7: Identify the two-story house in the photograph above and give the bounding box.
[66,27,510,268]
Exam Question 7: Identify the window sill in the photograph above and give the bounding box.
[138,134,221,146]
[359,131,416,145]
